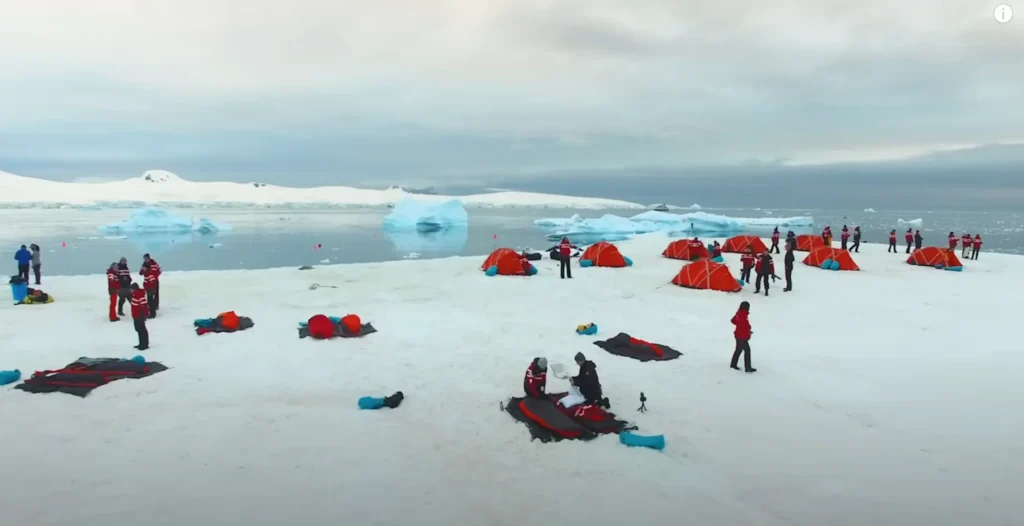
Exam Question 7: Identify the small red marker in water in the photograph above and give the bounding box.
[61,242,66,248]
[493,234,497,240]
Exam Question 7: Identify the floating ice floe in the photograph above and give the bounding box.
[99,207,231,234]
[864,208,877,213]
[898,218,923,227]
[535,211,815,242]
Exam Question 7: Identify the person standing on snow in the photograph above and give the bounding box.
[770,227,781,254]
[753,251,775,296]
[961,233,972,258]
[711,240,722,258]
[116,257,132,316]
[947,231,957,251]
[523,357,548,398]
[822,226,833,247]
[554,237,578,279]
[785,231,796,251]
[30,244,41,284]
[129,283,150,350]
[888,229,898,253]
[850,227,861,253]
[106,263,120,322]
[905,228,914,253]
[840,225,850,250]
[14,245,31,281]
[739,247,755,283]
[971,234,982,260]
[571,352,609,409]
[141,254,161,315]
[730,301,755,373]
[914,230,923,250]
[783,239,795,292]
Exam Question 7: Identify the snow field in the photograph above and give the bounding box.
[0,234,1021,526]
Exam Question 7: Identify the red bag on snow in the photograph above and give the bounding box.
[341,314,361,335]
[307,314,335,339]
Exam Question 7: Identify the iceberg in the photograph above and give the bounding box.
[688,203,702,210]
[382,198,468,231]
[99,207,231,234]
[535,211,815,242]
[898,218,923,227]
[864,208,877,213]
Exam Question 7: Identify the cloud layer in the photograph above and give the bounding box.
[1,0,1021,181]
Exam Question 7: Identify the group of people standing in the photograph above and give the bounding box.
[105,254,162,351]
[13,244,42,284]
[884,228,983,259]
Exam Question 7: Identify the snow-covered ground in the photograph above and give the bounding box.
[1,234,1020,526]
[0,169,644,209]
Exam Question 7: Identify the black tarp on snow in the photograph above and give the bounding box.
[593,332,682,362]
[298,322,378,339]
[14,357,168,397]
[196,316,255,335]
[505,393,634,442]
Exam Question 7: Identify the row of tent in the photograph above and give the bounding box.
[481,236,966,286]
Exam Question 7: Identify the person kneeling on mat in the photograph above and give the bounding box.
[571,352,610,409]
[523,357,548,398]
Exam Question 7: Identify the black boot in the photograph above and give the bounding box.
[730,365,741,370]
[745,368,757,373]
[382,391,404,409]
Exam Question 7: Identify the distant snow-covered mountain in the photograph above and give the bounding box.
[0,170,644,210]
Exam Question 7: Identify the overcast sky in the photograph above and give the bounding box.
[0,0,1021,185]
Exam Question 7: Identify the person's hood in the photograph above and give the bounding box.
[561,237,569,243]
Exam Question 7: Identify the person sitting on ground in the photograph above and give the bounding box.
[571,352,610,409]
[523,357,548,398]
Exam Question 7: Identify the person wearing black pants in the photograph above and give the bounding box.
[888,230,898,253]
[914,230,923,250]
[783,242,794,292]
[753,252,774,296]
[730,301,755,373]
[116,257,132,316]
[905,229,913,253]
[850,227,861,253]
[551,237,577,279]
[129,283,150,350]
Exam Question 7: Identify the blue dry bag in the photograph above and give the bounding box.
[0,369,21,386]
[358,396,386,410]
[485,265,499,276]
[820,259,832,270]
[623,256,633,267]
[829,260,840,271]
[580,259,594,267]
[619,432,666,450]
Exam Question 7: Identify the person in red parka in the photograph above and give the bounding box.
[711,240,722,258]
[106,262,120,322]
[904,228,914,253]
[523,357,548,398]
[770,227,781,254]
[553,237,578,279]
[840,225,850,251]
[961,233,972,258]
[887,230,897,253]
[753,251,775,296]
[971,234,982,260]
[739,248,755,283]
[141,254,161,315]
[129,283,150,350]
[730,301,755,373]
[948,231,957,250]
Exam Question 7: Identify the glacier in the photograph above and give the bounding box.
[535,211,815,241]
[382,198,469,231]
[99,207,232,234]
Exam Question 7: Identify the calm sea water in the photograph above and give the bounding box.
[2,207,1021,277]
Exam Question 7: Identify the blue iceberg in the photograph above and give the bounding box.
[383,198,468,231]
[535,211,814,242]
[100,207,231,234]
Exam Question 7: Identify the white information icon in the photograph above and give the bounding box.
[995,4,1013,23]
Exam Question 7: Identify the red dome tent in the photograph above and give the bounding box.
[580,241,628,267]
[721,235,767,254]
[671,260,742,292]
[794,234,827,252]
[482,248,527,276]
[908,247,963,268]
[802,247,860,270]
[662,239,710,261]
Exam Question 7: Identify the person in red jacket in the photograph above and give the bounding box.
[753,252,775,296]
[904,228,914,253]
[711,240,722,258]
[840,225,850,250]
[971,234,982,260]
[523,357,548,398]
[888,229,898,253]
[106,263,120,322]
[961,233,972,258]
[129,283,150,350]
[141,262,160,318]
[141,254,161,314]
[822,226,833,247]
[947,231,957,250]
[553,237,578,279]
[769,227,781,254]
[739,248,755,283]
[730,301,755,373]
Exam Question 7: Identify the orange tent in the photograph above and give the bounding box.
[580,241,628,267]
[794,234,827,252]
[671,260,742,292]
[908,247,963,268]
[721,235,767,254]
[481,248,526,276]
[802,247,860,270]
[662,239,710,261]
